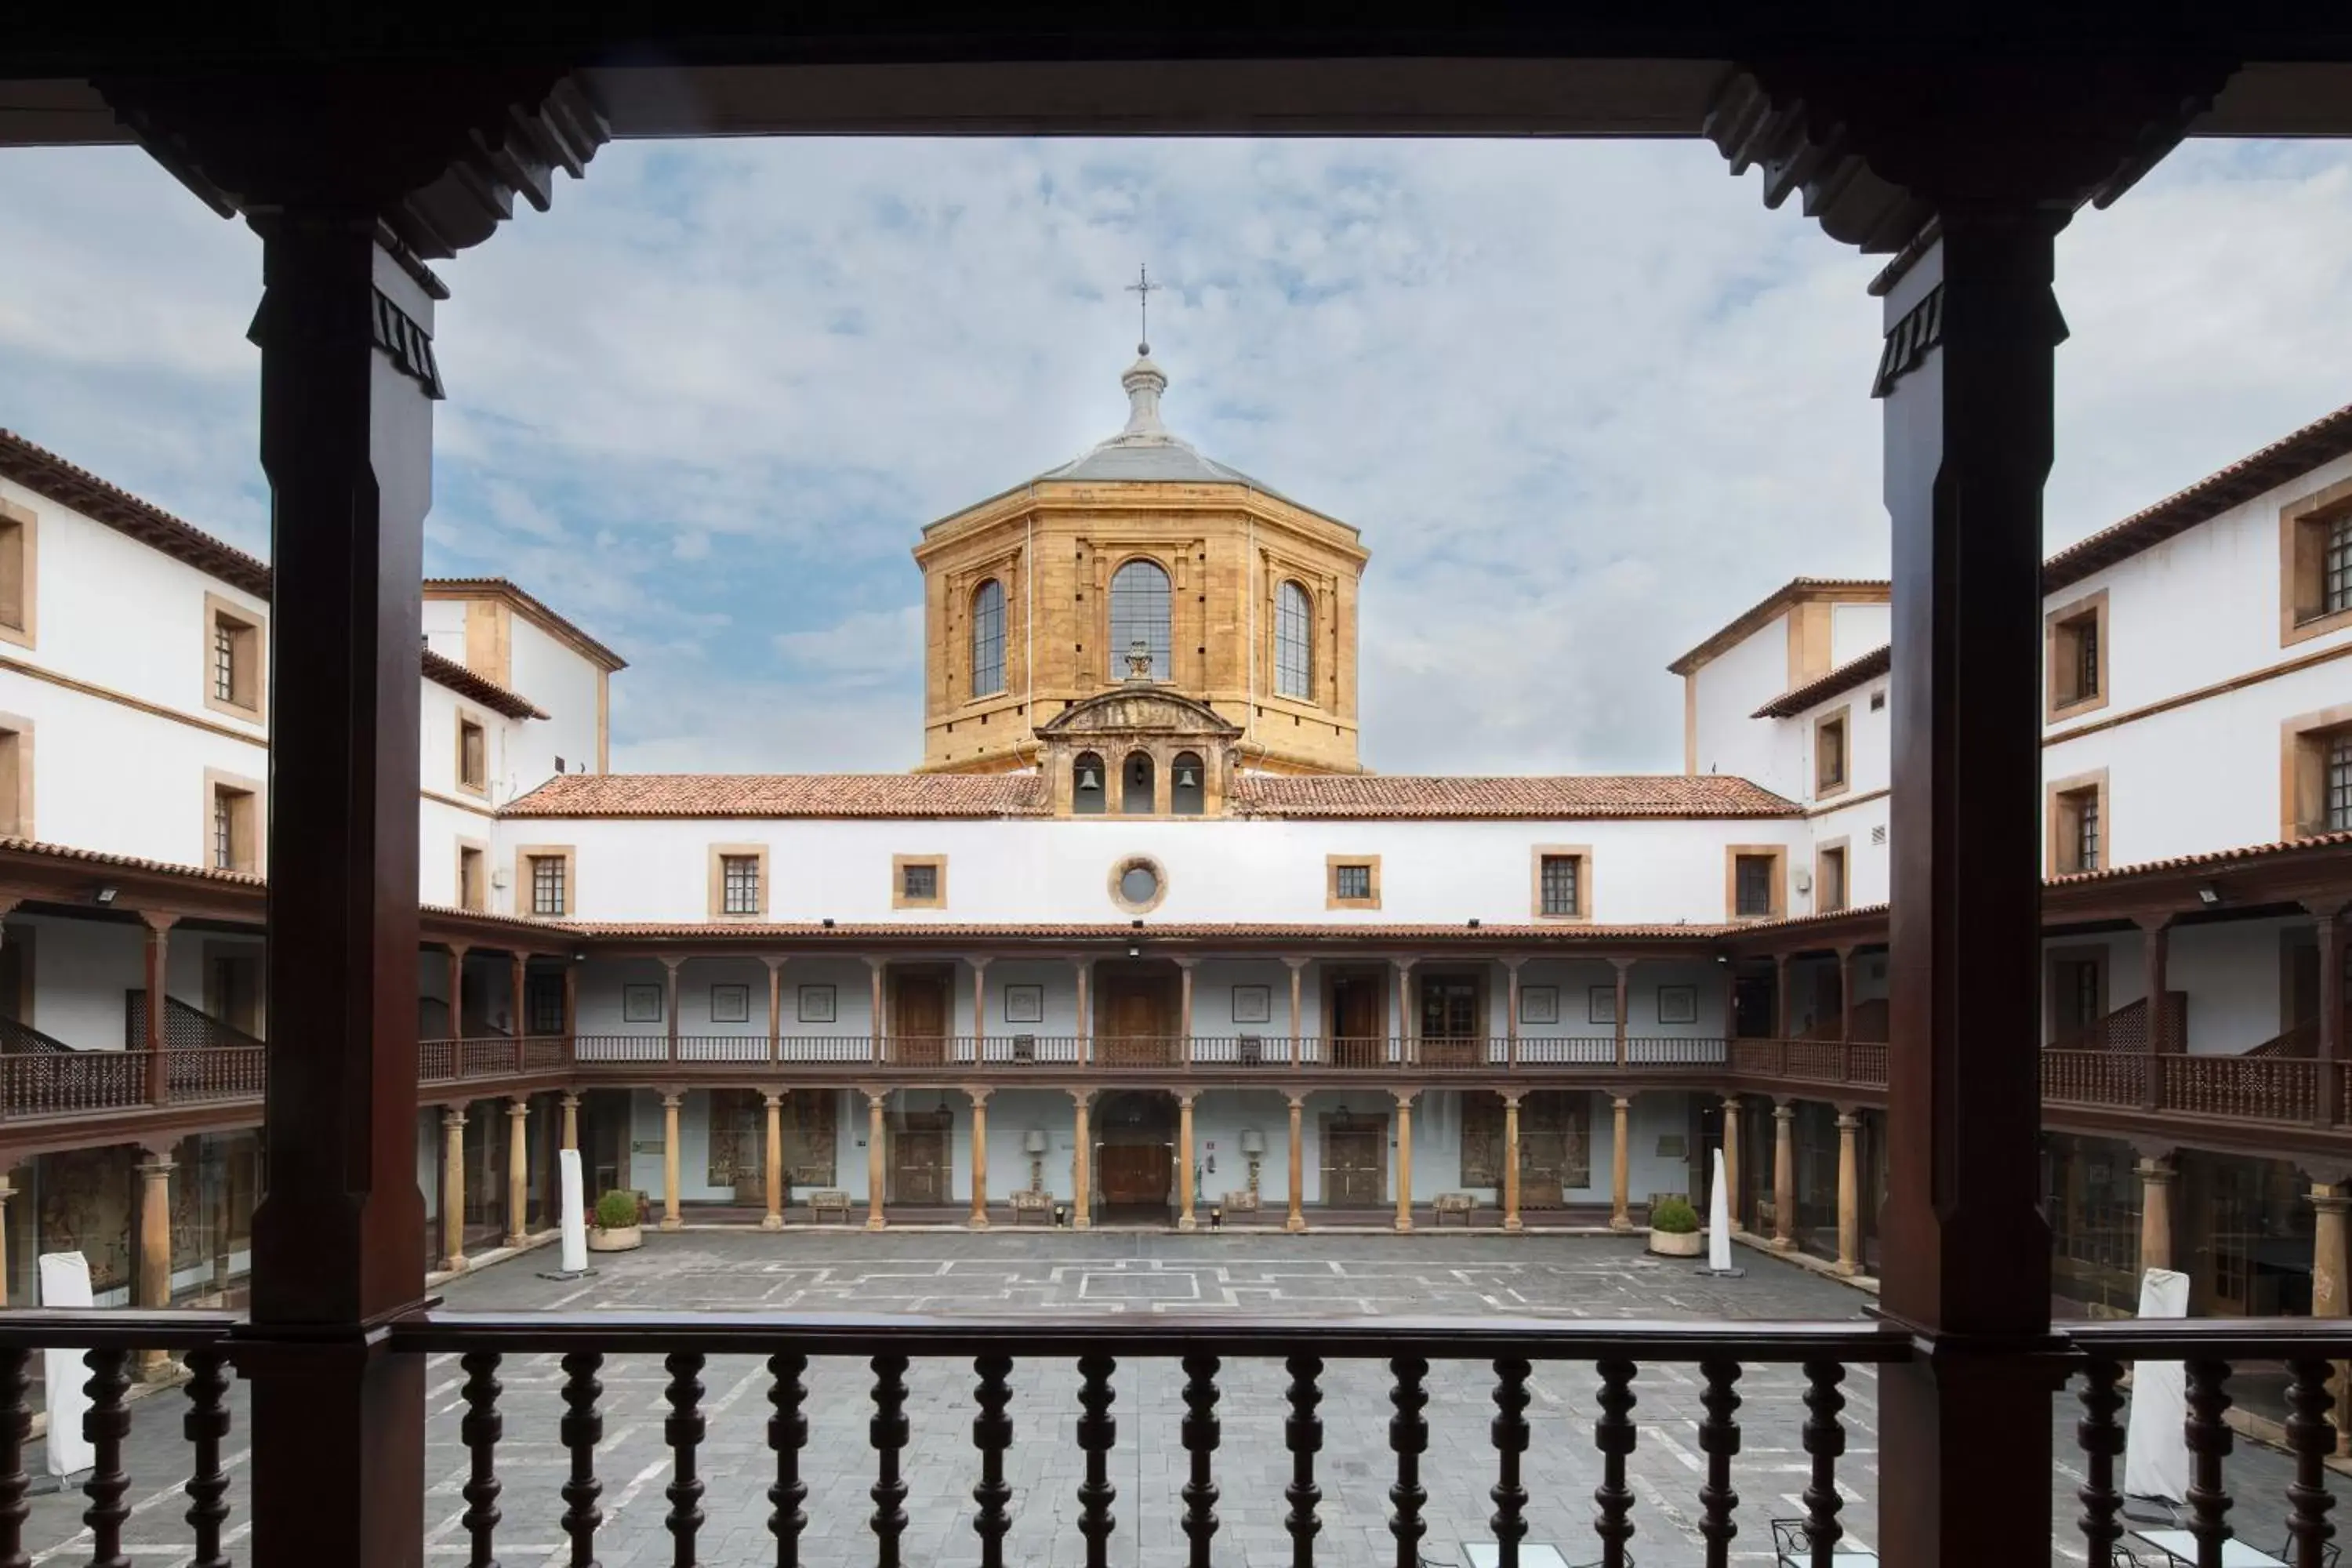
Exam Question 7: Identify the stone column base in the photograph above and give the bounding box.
[760,1215,783,1232]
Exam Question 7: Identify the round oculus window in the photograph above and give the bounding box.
[1109,855,1168,914]
[1119,864,1160,906]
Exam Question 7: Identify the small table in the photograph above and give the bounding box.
[2129,1530,2287,1568]
[1433,1192,1477,1226]
[806,1189,851,1224]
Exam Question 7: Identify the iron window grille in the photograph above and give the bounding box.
[531,855,567,916]
[721,855,761,915]
[1539,855,1581,916]
[1334,863,1372,901]
[902,862,939,902]
[2328,514,2352,616]
[1735,855,1773,917]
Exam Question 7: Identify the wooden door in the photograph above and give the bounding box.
[1417,973,1480,1066]
[1329,972,1385,1066]
[207,952,264,1037]
[1100,977,1173,1066]
[1323,1124,1386,1207]
[1098,1143,1171,1207]
[895,973,949,1065]
[892,1117,950,1205]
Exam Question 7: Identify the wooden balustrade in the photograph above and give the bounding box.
[2157,1054,2318,1123]
[2042,1048,2147,1108]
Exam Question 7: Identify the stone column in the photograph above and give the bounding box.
[1501,1092,1523,1233]
[441,1105,468,1272]
[1720,1095,1743,1232]
[1286,957,1308,1066]
[560,1093,579,1151]
[140,913,176,1105]
[1176,1090,1198,1231]
[869,957,887,1063]
[866,1091,888,1231]
[1075,956,1093,1067]
[1071,1090,1093,1229]
[662,956,683,1064]
[660,1091,684,1230]
[762,1091,785,1231]
[137,1145,175,1377]
[1610,1094,1634,1232]
[967,1087,991,1229]
[766,956,785,1062]
[2136,1152,2176,1273]
[1286,1093,1306,1232]
[2310,1178,2350,1455]
[1835,1109,1861,1277]
[1612,957,1633,1069]
[504,1098,530,1247]
[1772,1099,1797,1250]
[969,956,989,1063]
[1393,1089,1416,1232]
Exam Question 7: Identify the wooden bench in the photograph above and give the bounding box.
[806,1189,851,1224]
[1221,1189,1261,1214]
[1433,1192,1477,1226]
[1009,1189,1053,1225]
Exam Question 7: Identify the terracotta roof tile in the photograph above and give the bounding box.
[422,649,547,721]
[0,429,271,596]
[2047,827,2352,886]
[1229,775,1798,819]
[0,836,264,887]
[1667,577,1891,676]
[1752,644,1891,718]
[502,772,1051,818]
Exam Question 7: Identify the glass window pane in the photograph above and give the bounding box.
[1109,560,1172,681]
[2328,733,2352,832]
[1335,864,1371,901]
[970,579,1006,696]
[1540,855,1579,916]
[1275,580,1312,699]
[2328,516,2352,615]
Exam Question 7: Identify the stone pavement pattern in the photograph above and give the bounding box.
[13,1232,2334,1566]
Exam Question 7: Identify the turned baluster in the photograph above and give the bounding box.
[871,1353,911,1568]
[1801,1359,1846,1568]
[180,1347,230,1568]
[1286,1354,1324,1568]
[459,1349,503,1568]
[1490,1356,1530,1568]
[2076,1357,2126,1568]
[1181,1353,1221,1568]
[1388,1355,1428,1568]
[559,1351,604,1568]
[768,1351,808,1568]
[1697,1356,1741,1568]
[1593,1358,1638,1568]
[972,1354,1014,1568]
[82,1347,132,1568]
[664,1352,706,1568]
[0,1347,27,1568]
[2284,1357,2336,1568]
[2185,1359,2236,1567]
[1076,1353,1117,1568]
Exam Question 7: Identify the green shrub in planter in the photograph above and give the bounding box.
[1649,1195,1700,1235]
[594,1190,639,1231]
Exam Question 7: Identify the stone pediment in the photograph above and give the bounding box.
[1038,686,1241,740]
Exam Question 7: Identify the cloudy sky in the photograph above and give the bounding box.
[2,136,2347,775]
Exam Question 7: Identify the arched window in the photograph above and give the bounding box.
[1171,750,1206,815]
[1072,751,1107,815]
[1109,559,1171,681]
[1275,579,1312,699]
[970,578,1006,697]
[1121,750,1156,815]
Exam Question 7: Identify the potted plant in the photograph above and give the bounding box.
[1646,1195,1704,1258]
[589,1189,644,1252]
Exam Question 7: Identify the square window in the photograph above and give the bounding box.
[904,863,937,900]
[204,595,265,719]
[710,983,752,1024]
[1326,855,1380,909]
[895,856,946,909]
[1335,864,1370,900]
[797,984,837,1024]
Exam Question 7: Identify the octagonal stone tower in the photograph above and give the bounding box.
[913,349,1370,777]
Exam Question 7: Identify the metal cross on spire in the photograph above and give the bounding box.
[1124,263,1160,354]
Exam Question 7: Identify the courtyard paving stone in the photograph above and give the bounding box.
[11,1231,2335,1565]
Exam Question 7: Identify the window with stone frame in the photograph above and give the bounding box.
[457,715,488,793]
[1275,579,1313,699]
[720,853,761,916]
[1814,710,1849,794]
[970,577,1006,697]
[1818,844,1848,913]
[530,854,568,916]
[1733,853,1777,918]
[2055,786,2102,873]
[1109,558,1172,680]
[1538,854,1581,917]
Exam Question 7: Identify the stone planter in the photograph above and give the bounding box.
[1647,1228,1704,1258]
[588,1225,643,1253]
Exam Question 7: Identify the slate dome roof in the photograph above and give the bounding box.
[1036,346,1289,499]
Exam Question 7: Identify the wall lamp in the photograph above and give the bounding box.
[1127,944,1141,959]
[94,886,118,907]
[2196,885,2222,908]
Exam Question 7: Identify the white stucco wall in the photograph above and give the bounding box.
[1690,616,1802,794]
[1829,603,1890,668]
[507,617,605,789]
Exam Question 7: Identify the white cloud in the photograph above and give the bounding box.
[1,136,2347,777]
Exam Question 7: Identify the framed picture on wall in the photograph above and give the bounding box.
[1231,985,1272,1024]
[1587,985,1617,1025]
[1657,984,1699,1025]
[1519,985,1559,1025]
[798,984,837,1023]
[710,983,751,1024]
[1004,984,1045,1024]
[622,982,662,1023]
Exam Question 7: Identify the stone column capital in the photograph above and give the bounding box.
[2310,1184,2352,1216]
[964,1085,993,1107]
[1174,1089,1198,1106]
[136,1150,176,1175]
[1500,1090,1523,1109]
[560,1092,580,1110]
[1612,1094,1634,1112]
[1282,955,1311,971]
[507,1098,531,1120]
[138,909,181,935]
[1722,1095,1742,1113]
[1068,1087,1096,1109]
[2136,1156,2178,1185]
[762,1090,784,1109]
[1287,1093,1307,1111]
[1773,1100,1796,1122]
[441,1105,468,1128]
[1392,1087,1420,1109]
[864,1089,889,1110]
[660,1091,684,1109]
[1835,1110,1861,1131]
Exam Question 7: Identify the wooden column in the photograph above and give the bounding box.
[510,953,528,1036]
[2139,915,2171,1112]
[967,1087,991,1229]
[1612,957,1632,1069]
[1835,1109,1861,1276]
[866,1091,887,1231]
[1721,961,1740,1042]
[504,1098,530,1247]
[1076,956,1093,1067]
[1610,1094,1633,1232]
[761,1091,785,1231]
[1286,957,1307,1066]
[1773,953,1794,1040]
[1176,958,1195,1063]
[560,1093,579,1151]
[662,956,682,1064]
[2317,905,2347,1127]
[1394,958,1416,1064]
[447,944,468,1041]
[140,913,176,1105]
[440,1106,468,1271]
[1285,1093,1306,1232]
[1837,946,1859,1043]
[1175,1090,1197,1231]
[136,1145,175,1377]
[869,957,887,1063]
[765,956,785,1062]
[1501,1092,1523,1233]
[1503,956,1522,1068]
[2136,1151,2176,1273]
[1720,1095,1742,1232]
[659,1091,683,1230]
[562,961,578,1042]
[1771,1099,1796,1250]
[1392,1089,1416,1232]
[969,956,989,1062]
[1071,1089,1093,1229]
